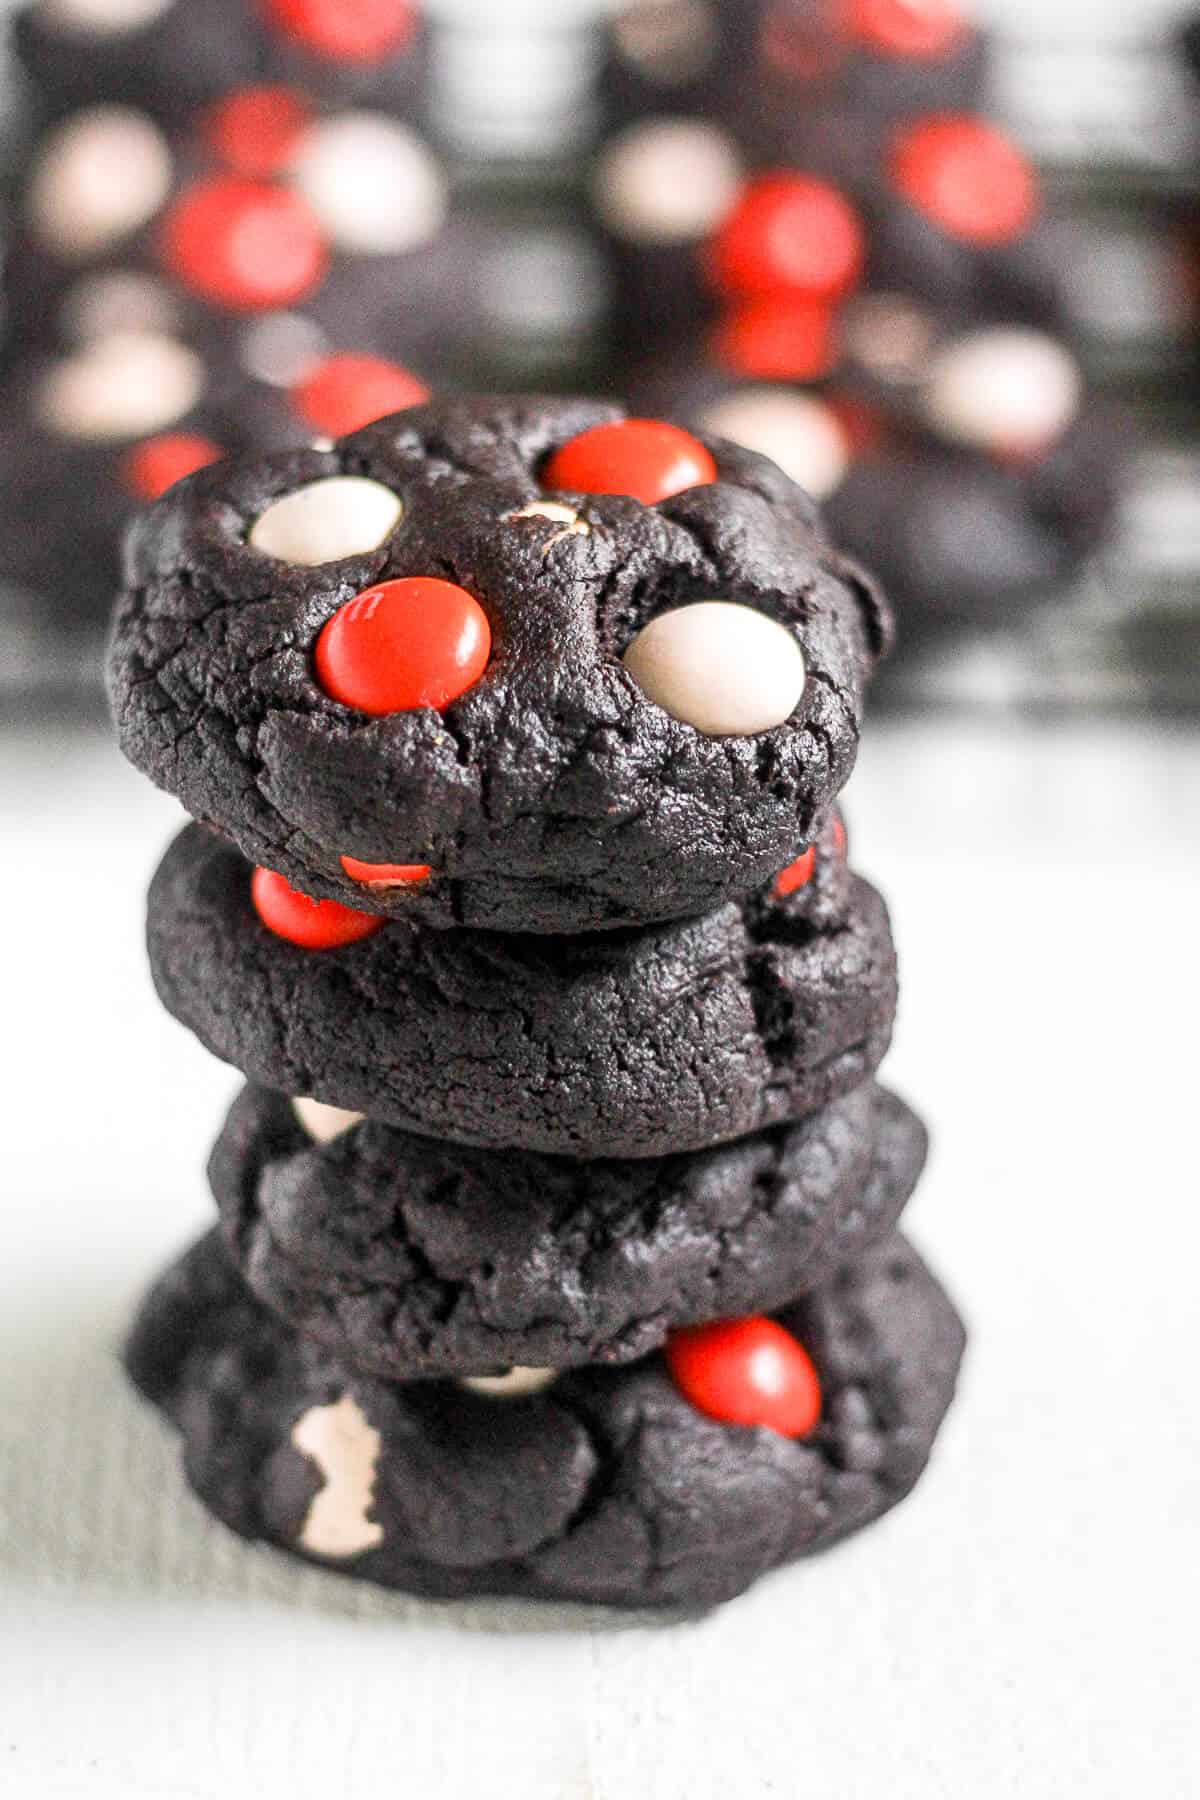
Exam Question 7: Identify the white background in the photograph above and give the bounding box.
[1,710,1196,1797]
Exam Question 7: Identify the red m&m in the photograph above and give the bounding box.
[340,855,432,886]
[292,353,430,438]
[709,173,865,301]
[120,432,223,500]
[251,866,385,949]
[202,86,310,178]
[161,177,327,311]
[263,0,416,62]
[712,295,837,381]
[666,1316,822,1439]
[890,115,1037,245]
[543,419,716,506]
[315,577,491,715]
[773,845,816,897]
[848,0,965,60]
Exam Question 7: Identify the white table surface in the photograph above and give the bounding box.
[1,709,1196,1798]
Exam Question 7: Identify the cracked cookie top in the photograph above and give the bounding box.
[109,394,890,933]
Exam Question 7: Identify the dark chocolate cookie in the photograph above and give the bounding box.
[110,394,889,934]
[14,0,429,129]
[147,818,895,1158]
[125,1227,965,1609]
[211,1079,925,1378]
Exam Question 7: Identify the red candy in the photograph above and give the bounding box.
[773,845,816,897]
[315,577,491,716]
[889,114,1037,245]
[202,86,310,178]
[292,354,430,438]
[120,433,223,500]
[251,866,384,949]
[340,855,432,886]
[666,1316,822,1439]
[709,173,865,301]
[848,0,965,59]
[712,296,837,381]
[543,419,716,506]
[263,0,416,62]
[161,177,327,311]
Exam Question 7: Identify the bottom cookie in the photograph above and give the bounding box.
[126,1230,965,1610]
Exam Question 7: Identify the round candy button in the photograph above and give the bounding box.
[709,173,865,301]
[890,114,1037,245]
[251,866,385,949]
[848,0,965,59]
[666,1316,822,1438]
[291,353,429,437]
[460,1367,558,1399]
[289,115,446,255]
[29,105,172,261]
[263,0,416,62]
[711,295,837,382]
[623,601,805,736]
[121,431,223,499]
[340,855,432,886]
[161,176,327,311]
[922,326,1081,456]
[201,86,310,177]
[543,418,716,505]
[249,476,402,566]
[315,577,491,715]
[698,388,849,499]
[773,845,816,897]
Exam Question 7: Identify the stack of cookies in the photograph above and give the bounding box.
[0,0,457,639]
[593,0,1124,640]
[109,394,964,1609]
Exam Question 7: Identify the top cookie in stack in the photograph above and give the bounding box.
[109,394,889,934]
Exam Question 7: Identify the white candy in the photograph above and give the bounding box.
[59,270,180,342]
[592,118,741,245]
[699,388,849,499]
[36,330,203,440]
[623,602,805,736]
[239,312,328,389]
[842,291,934,383]
[291,1097,364,1144]
[249,477,402,567]
[461,1367,558,1399]
[290,115,447,256]
[613,0,717,86]
[28,106,172,260]
[922,327,1082,455]
[36,0,173,37]
[292,1396,384,1559]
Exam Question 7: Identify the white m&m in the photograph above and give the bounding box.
[37,330,202,440]
[291,1096,364,1143]
[289,115,446,256]
[623,601,805,735]
[593,118,741,245]
[29,106,172,259]
[249,477,402,566]
[699,389,850,499]
[922,327,1082,456]
[461,1367,558,1399]
[36,0,174,37]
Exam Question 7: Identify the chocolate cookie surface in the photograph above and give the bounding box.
[110,394,889,934]
[211,1079,925,1377]
[126,1227,965,1609]
[147,819,895,1158]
